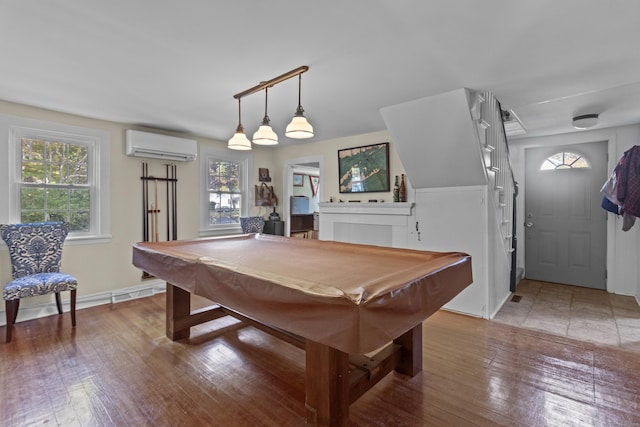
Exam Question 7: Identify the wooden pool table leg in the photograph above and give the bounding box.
[305,339,350,427]
[393,323,423,377]
[166,283,191,340]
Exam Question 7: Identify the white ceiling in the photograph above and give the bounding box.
[2,1,640,145]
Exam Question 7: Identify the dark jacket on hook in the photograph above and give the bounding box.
[616,145,640,218]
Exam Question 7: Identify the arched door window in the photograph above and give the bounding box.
[540,151,590,170]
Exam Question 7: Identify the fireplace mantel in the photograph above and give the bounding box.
[317,202,413,215]
[318,202,414,248]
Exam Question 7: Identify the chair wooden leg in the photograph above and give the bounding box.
[55,292,63,315]
[5,300,19,343]
[12,299,19,324]
[70,289,76,327]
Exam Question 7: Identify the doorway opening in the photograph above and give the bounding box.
[283,156,323,237]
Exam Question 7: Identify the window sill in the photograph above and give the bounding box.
[66,234,113,245]
[199,225,242,238]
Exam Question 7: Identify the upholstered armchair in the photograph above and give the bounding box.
[240,216,265,233]
[1,222,78,343]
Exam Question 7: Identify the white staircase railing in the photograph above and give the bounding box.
[473,92,516,263]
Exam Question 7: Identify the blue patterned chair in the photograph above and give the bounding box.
[240,216,265,233]
[1,222,78,343]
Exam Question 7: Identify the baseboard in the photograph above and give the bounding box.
[0,280,166,327]
[441,307,483,319]
[489,292,513,320]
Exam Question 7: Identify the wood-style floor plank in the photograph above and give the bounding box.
[2,293,640,426]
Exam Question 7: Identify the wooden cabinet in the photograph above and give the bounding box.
[290,214,317,238]
[263,220,285,236]
[290,214,314,234]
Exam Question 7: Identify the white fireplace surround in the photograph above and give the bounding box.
[318,202,414,248]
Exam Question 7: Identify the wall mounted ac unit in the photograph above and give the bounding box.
[125,130,197,162]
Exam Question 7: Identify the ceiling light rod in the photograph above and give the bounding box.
[233,65,309,100]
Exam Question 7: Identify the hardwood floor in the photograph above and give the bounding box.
[2,293,640,426]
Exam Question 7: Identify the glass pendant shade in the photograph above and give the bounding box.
[228,125,252,150]
[228,98,252,150]
[252,88,279,145]
[285,74,314,139]
[285,111,314,139]
[252,123,278,145]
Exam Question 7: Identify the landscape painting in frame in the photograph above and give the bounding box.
[338,142,390,193]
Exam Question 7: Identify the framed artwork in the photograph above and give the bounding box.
[258,167,271,182]
[338,142,390,193]
[309,175,319,196]
[293,173,304,187]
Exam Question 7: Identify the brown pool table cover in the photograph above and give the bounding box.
[132,234,472,354]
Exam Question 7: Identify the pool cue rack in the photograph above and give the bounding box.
[141,162,178,278]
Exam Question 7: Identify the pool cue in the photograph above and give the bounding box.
[142,162,146,241]
[150,202,155,241]
[154,179,159,242]
[172,164,177,240]
[146,163,150,241]
[143,162,149,241]
[165,164,170,241]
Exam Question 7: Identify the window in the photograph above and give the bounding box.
[20,138,90,231]
[208,159,241,225]
[200,146,251,235]
[540,151,590,170]
[0,114,110,243]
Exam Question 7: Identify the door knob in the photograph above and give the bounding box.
[525,221,534,228]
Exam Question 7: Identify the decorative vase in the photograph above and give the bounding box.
[269,206,281,221]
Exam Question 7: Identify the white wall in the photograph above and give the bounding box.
[273,130,406,204]
[0,100,274,320]
[410,187,490,318]
[509,124,640,299]
[381,88,487,188]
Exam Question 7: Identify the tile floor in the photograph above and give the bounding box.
[492,279,640,351]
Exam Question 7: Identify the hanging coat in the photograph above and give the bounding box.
[616,145,640,218]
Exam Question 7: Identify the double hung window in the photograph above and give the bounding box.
[20,137,90,230]
[0,115,110,243]
[200,146,250,235]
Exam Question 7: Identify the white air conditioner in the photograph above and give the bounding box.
[125,130,197,162]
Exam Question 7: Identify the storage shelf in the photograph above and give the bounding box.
[290,214,314,233]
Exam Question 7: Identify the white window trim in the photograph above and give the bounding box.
[199,145,252,237]
[0,114,111,245]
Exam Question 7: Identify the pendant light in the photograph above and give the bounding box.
[252,87,278,145]
[229,66,313,148]
[228,98,252,150]
[285,73,314,139]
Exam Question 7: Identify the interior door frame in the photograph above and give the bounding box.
[283,155,324,237]
[514,131,618,293]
